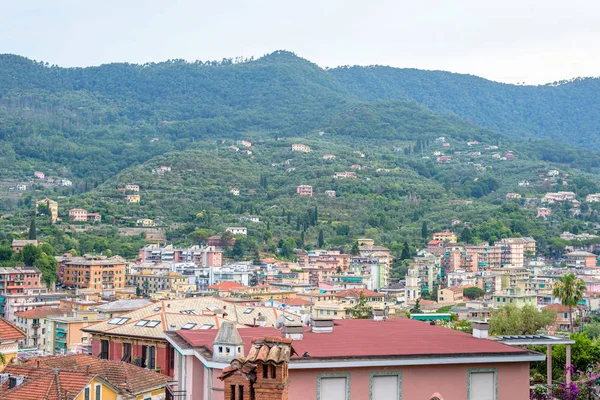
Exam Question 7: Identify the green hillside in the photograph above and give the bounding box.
[329,65,600,149]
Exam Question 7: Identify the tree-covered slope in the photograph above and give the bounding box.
[329,65,600,149]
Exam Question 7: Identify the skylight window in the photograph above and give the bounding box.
[135,320,149,327]
[181,323,197,330]
[243,308,254,314]
[154,306,161,312]
[108,317,130,325]
[199,324,214,330]
[284,316,295,321]
[145,320,161,328]
[180,309,199,315]
[206,306,219,312]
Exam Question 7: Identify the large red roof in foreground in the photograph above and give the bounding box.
[176,318,525,360]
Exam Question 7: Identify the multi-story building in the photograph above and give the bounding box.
[291,143,311,152]
[499,238,525,267]
[62,255,126,292]
[0,266,42,295]
[492,286,537,308]
[126,271,193,296]
[126,194,141,203]
[68,208,88,222]
[432,231,457,243]
[298,250,351,270]
[14,306,67,349]
[138,244,222,267]
[566,250,598,268]
[405,265,421,303]
[125,184,140,192]
[0,318,25,370]
[0,290,69,321]
[36,198,59,223]
[333,171,357,179]
[296,185,313,197]
[44,308,102,355]
[167,319,543,400]
[226,227,248,235]
[83,297,301,377]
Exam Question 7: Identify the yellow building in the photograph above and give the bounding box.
[36,197,59,223]
[127,270,192,296]
[0,318,25,371]
[126,194,141,203]
[0,354,170,399]
[432,231,457,243]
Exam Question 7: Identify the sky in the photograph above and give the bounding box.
[1,0,599,84]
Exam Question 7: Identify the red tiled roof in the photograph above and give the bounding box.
[544,304,572,313]
[15,306,69,319]
[335,288,383,299]
[0,366,93,400]
[0,317,26,341]
[207,281,248,291]
[282,298,311,306]
[176,319,526,360]
[20,354,170,395]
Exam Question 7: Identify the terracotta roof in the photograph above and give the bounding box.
[544,304,572,313]
[174,319,527,362]
[0,317,26,341]
[0,366,94,400]
[15,306,69,320]
[335,288,383,299]
[82,298,301,339]
[21,354,170,395]
[207,281,248,291]
[282,298,311,306]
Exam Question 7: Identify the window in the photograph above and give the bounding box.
[244,308,254,314]
[84,387,90,400]
[122,343,132,363]
[230,385,236,400]
[146,320,161,328]
[95,384,101,400]
[238,385,244,400]
[108,317,130,325]
[262,364,268,378]
[270,364,276,379]
[100,340,109,359]
[135,320,149,327]
[200,324,214,330]
[468,369,496,400]
[148,346,156,370]
[140,345,147,368]
[318,375,349,400]
[370,373,401,400]
[181,323,197,330]
[284,316,294,322]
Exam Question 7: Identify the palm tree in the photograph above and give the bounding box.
[553,273,587,333]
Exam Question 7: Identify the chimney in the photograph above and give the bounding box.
[311,318,334,333]
[373,309,384,322]
[85,364,91,375]
[257,313,266,327]
[36,359,40,368]
[472,321,489,339]
[283,323,304,340]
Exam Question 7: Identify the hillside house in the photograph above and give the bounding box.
[152,166,172,175]
[322,153,336,160]
[565,250,598,268]
[296,185,313,197]
[433,231,457,243]
[547,169,560,177]
[537,207,551,218]
[505,193,521,200]
[292,144,311,152]
[586,193,600,202]
[505,152,515,159]
[438,286,469,305]
[230,145,239,151]
[230,188,240,196]
[334,171,357,179]
[11,240,39,253]
[36,198,59,223]
[354,151,365,157]
[68,208,88,222]
[544,303,583,332]
[137,218,155,227]
[436,156,452,163]
[15,184,26,191]
[125,184,140,192]
[60,179,72,186]
[240,215,260,223]
[443,142,451,147]
[34,171,45,179]
[350,164,362,170]
[239,140,252,147]
[325,190,336,197]
[519,180,530,187]
[542,192,576,203]
[467,140,479,146]
[126,194,141,203]
[226,227,248,236]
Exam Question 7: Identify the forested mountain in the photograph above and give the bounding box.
[1,50,600,265]
[330,65,600,149]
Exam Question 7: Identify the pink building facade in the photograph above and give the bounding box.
[166,319,542,400]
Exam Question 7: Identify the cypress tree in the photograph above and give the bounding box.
[28,218,37,240]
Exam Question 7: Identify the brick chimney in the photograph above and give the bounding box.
[219,336,296,400]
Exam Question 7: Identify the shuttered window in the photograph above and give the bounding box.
[469,371,496,400]
[371,374,400,400]
[320,377,348,400]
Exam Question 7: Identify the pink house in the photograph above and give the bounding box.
[297,185,313,197]
[165,318,542,400]
[537,207,552,218]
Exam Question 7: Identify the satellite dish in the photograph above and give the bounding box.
[275,315,285,329]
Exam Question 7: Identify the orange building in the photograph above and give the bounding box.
[62,255,126,291]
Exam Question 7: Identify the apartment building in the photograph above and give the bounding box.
[296,185,313,197]
[138,244,223,267]
[0,266,42,295]
[62,255,126,291]
[291,143,311,152]
[126,271,193,296]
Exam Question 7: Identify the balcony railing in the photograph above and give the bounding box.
[166,383,186,400]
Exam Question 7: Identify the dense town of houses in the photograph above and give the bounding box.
[2,219,598,399]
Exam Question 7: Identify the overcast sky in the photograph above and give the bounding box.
[1,0,599,84]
